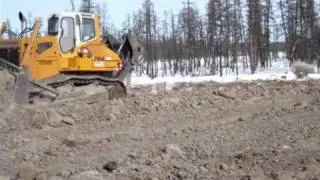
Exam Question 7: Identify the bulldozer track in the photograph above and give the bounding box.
[27,91,109,108]
[28,75,127,105]
[0,58,129,105]
[47,76,127,93]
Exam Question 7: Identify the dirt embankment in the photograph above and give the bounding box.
[0,71,320,180]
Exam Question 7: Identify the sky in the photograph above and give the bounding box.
[0,0,206,31]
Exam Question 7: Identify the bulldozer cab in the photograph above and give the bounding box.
[48,13,97,55]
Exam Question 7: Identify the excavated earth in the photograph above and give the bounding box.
[0,70,320,180]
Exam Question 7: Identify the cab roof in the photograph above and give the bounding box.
[48,12,96,19]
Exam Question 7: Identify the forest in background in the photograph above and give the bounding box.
[41,0,320,77]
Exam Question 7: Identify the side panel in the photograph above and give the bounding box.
[33,37,60,80]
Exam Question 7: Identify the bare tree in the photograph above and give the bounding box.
[101,3,108,32]
[207,0,221,75]
[179,0,199,75]
[96,3,109,32]
[80,0,96,13]
[279,0,318,64]
[262,0,272,68]
[122,0,319,77]
[248,0,263,73]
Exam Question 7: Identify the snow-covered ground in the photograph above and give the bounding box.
[131,54,320,86]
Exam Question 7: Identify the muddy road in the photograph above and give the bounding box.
[0,74,320,179]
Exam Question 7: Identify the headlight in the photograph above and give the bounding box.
[80,48,92,57]
[104,56,112,61]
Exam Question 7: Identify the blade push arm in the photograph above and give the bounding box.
[20,19,41,66]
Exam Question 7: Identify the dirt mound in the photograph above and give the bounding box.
[0,70,15,111]
[0,70,15,129]
[3,80,320,131]
[216,151,320,179]
[0,80,320,179]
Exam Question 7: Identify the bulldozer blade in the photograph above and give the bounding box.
[127,35,145,65]
[118,34,145,66]
[14,71,30,105]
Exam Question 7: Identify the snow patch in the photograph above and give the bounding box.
[132,56,320,86]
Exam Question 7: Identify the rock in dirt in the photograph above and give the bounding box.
[105,113,117,121]
[36,173,48,180]
[59,170,71,177]
[61,117,75,126]
[213,89,237,100]
[0,176,10,180]
[0,118,7,128]
[270,171,280,180]
[296,172,307,179]
[278,172,296,180]
[164,144,185,159]
[42,109,61,128]
[62,135,89,148]
[219,163,229,171]
[103,161,118,173]
[68,170,103,180]
[239,175,251,180]
[48,176,63,180]
[17,162,39,180]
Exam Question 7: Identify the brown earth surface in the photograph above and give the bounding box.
[0,71,320,180]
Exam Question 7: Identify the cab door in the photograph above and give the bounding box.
[58,16,80,70]
[59,17,76,54]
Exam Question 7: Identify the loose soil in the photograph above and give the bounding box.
[0,70,319,180]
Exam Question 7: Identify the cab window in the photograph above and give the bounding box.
[81,18,95,41]
[60,17,75,53]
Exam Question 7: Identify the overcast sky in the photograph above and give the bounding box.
[0,0,207,31]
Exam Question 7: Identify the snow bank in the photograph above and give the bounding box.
[132,57,320,86]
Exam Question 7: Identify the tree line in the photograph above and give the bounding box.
[80,0,320,77]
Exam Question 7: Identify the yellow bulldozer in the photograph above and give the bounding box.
[0,12,144,104]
